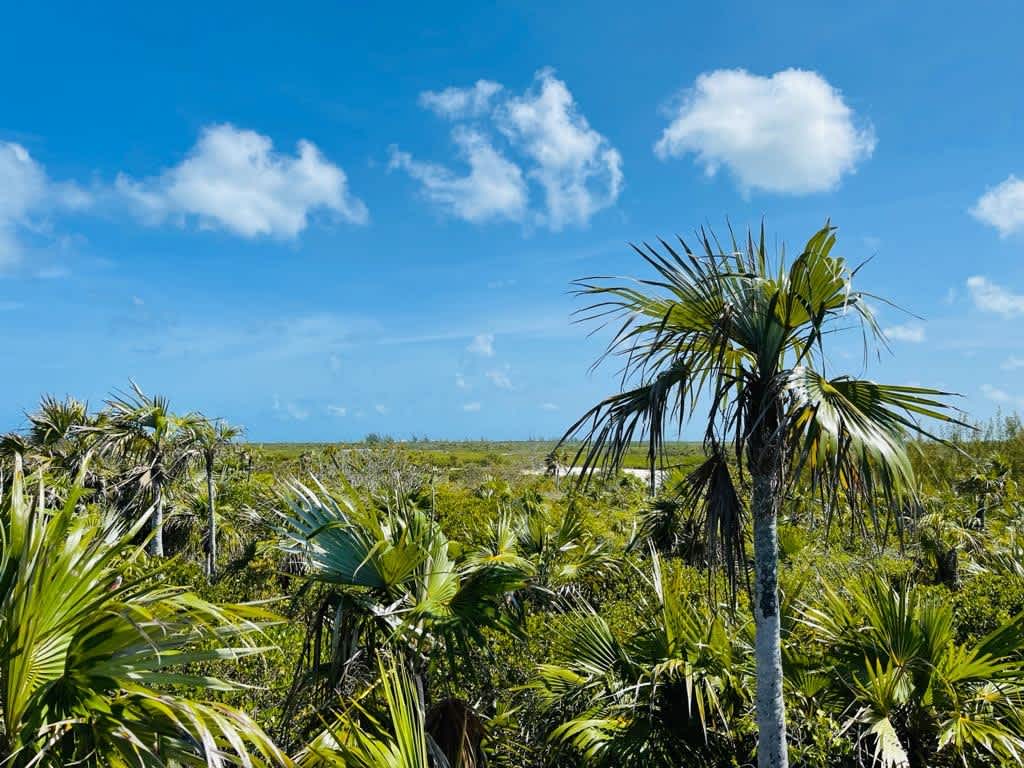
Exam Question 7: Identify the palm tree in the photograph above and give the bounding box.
[0,395,97,493]
[297,657,434,768]
[90,381,204,556]
[195,418,244,578]
[275,480,527,739]
[0,456,285,767]
[558,223,961,767]
[533,555,751,766]
[800,572,1024,766]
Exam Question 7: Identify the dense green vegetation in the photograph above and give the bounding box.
[4,394,1024,767]
[3,225,1024,767]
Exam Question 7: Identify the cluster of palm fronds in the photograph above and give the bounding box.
[0,457,284,767]
[0,383,249,575]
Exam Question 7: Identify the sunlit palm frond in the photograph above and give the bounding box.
[0,456,286,767]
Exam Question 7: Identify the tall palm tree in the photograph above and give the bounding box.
[90,381,204,556]
[195,418,244,578]
[0,456,285,767]
[558,223,961,767]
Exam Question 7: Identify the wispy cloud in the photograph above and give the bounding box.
[971,175,1024,236]
[462,401,481,412]
[981,384,1024,408]
[273,395,309,421]
[420,80,503,119]
[394,69,622,229]
[883,322,926,343]
[486,368,513,389]
[0,141,91,269]
[389,129,527,223]
[966,276,1024,317]
[467,333,495,357]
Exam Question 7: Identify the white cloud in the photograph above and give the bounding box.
[374,404,389,415]
[327,404,347,417]
[117,124,367,238]
[496,69,623,229]
[883,322,926,343]
[971,175,1024,236]
[388,129,527,223]
[654,69,875,195]
[540,402,558,411]
[455,372,468,389]
[981,384,1024,408]
[462,401,481,412]
[0,142,91,267]
[419,80,503,119]
[966,276,1024,317]
[395,69,622,229]
[1002,355,1024,371]
[467,333,495,357]
[486,368,513,389]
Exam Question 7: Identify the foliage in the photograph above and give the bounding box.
[0,457,285,767]
[0,374,1020,767]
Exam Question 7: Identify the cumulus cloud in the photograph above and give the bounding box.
[394,69,622,229]
[117,124,367,238]
[1002,356,1024,371]
[971,175,1024,236]
[388,129,527,223]
[420,80,503,119]
[0,142,91,267]
[462,401,481,412]
[467,333,495,357]
[654,68,875,195]
[883,322,926,343]
[966,276,1024,317]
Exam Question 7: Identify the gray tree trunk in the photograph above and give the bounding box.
[206,463,216,579]
[752,471,788,768]
[150,487,165,557]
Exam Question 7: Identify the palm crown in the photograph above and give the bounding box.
[564,223,956,498]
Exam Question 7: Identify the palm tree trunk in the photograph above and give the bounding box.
[150,486,165,557]
[751,470,788,768]
[206,459,216,579]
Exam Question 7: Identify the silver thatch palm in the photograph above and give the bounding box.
[559,223,962,767]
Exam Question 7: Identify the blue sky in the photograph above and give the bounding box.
[2,1,1023,440]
